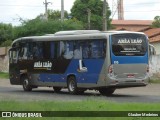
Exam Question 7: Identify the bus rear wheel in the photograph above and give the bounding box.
[99,88,115,96]
[22,77,32,91]
[67,76,78,95]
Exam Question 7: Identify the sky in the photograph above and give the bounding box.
[0,0,160,26]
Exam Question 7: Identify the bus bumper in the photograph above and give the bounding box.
[106,76,149,88]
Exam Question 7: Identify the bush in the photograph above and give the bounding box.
[13,19,84,39]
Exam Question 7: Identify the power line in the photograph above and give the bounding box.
[43,0,52,20]
[124,2,160,6]
[0,4,60,8]
[124,10,160,12]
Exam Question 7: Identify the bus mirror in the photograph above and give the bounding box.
[78,60,88,72]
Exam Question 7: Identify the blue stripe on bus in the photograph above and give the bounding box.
[39,59,104,83]
[65,59,104,83]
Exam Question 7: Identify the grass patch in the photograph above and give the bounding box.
[0,72,9,79]
[149,79,160,84]
[1,99,160,111]
[149,73,160,84]
[0,100,160,120]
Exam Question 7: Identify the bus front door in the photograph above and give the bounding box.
[9,48,21,85]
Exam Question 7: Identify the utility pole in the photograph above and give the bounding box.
[87,9,91,30]
[43,0,51,20]
[118,0,124,20]
[111,0,124,20]
[103,0,107,31]
[61,0,64,21]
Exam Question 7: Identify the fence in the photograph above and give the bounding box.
[0,55,9,72]
[0,47,9,73]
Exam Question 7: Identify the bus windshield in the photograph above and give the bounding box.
[111,33,147,56]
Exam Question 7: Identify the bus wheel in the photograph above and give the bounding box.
[22,77,32,91]
[99,88,115,96]
[53,87,62,93]
[67,76,78,95]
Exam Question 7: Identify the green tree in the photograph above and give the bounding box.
[152,16,160,28]
[0,23,13,44]
[48,10,69,20]
[0,40,12,47]
[13,18,84,39]
[71,0,112,30]
[37,10,69,21]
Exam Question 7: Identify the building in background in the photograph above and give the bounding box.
[112,19,160,55]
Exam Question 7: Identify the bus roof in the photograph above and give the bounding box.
[12,31,105,46]
[54,30,101,36]
[12,30,147,46]
[103,30,146,35]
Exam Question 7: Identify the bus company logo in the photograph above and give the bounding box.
[118,38,143,44]
[2,112,11,117]
[34,61,52,70]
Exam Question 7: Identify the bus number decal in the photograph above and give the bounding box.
[114,61,119,64]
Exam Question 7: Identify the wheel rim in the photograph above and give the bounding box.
[69,80,75,92]
[23,79,29,89]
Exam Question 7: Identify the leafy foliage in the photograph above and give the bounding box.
[71,0,112,30]
[0,23,13,44]
[13,18,84,39]
[48,10,69,20]
[152,16,160,28]
[0,40,12,47]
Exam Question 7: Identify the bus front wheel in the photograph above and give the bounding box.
[67,76,78,94]
[99,88,115,96]
[22,77,32,91]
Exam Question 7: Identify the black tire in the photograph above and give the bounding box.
[22,77,32,91]
[99,88,115,96]
[67,76,78,94]
[53,87,62,93]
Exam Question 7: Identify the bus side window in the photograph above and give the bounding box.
[26,43,33,59]
[80,40,106,59]
[32,42,43,59]
[18,43,29,60]
[92,40,104,58]
[82,41,92,59]
[64,41,74,59]
[60,41,74,59]
[103,41,106,57]
[60,41,66,58]
[74,41,82,59]
[51,42,59,59]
